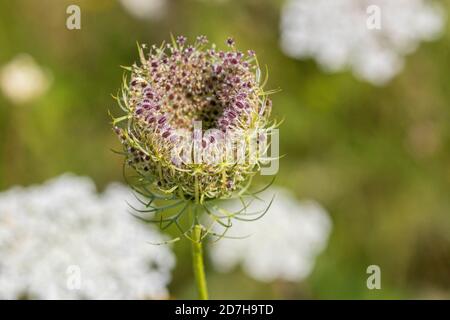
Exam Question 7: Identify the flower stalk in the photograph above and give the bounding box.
[191,223,209,300]
[111,35,278,299]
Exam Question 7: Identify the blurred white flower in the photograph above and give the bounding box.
[0,54,51,104]
[119,0,166,20]
[280,0,445,85]
[0,174,175,300]
[208,187,332,282]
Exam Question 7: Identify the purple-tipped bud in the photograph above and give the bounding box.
[226,38,235,47]
[196,35,208,44]
[176,35,187,46]
[158,116,167,125]
[227,111,237,119]
[235,101,245,109]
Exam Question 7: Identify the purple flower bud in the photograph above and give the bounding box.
[158,116,167,125]
[227,111,237,119]
[235,101,244,109]
[226,38,235,47]
[196,35,208,44]
[176,36,187,46]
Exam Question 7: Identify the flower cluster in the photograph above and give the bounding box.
[0,175,175,299]
[0,54,51,104]
[209,187,332,282]
[280,0,445,85]
[113,36,274,202]
[119,0,166,20]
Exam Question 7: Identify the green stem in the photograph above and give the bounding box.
[191,224,209,300]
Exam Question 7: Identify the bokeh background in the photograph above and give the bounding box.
[0,0,449,299]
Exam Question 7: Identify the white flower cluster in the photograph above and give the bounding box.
[209,187,332,282]
[0,54,51,104]
[280,0,445,85]
[119,0,166,20]
[0,174,175,300]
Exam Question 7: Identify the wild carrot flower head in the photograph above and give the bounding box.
[112,36,276,207]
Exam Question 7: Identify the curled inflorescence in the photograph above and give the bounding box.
[112,36,278,240]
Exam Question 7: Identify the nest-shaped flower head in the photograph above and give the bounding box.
[112,36,277,238]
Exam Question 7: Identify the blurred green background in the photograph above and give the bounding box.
[0,0,449,299]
